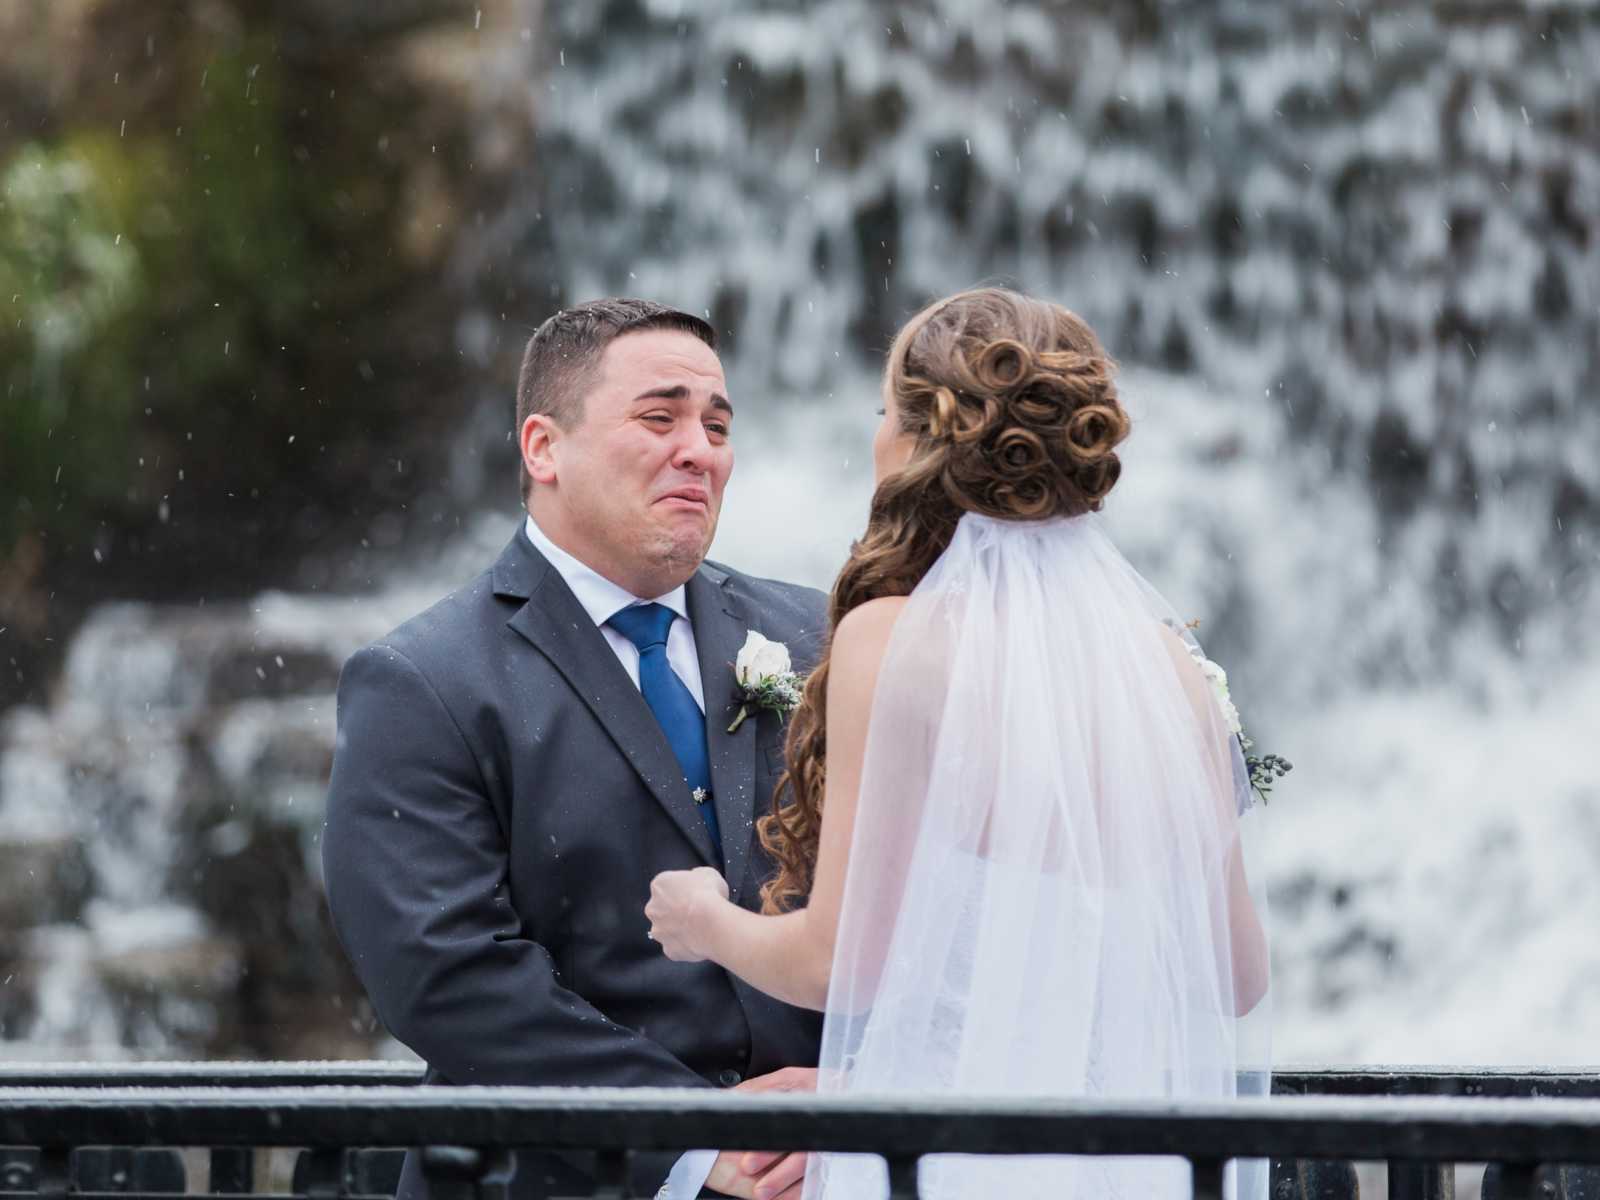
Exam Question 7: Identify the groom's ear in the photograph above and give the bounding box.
[521,413,561,486]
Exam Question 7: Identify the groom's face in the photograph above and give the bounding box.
[532,329,733,597]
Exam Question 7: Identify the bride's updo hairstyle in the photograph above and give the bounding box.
[758,287,1128,912]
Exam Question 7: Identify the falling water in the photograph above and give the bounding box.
[2,0,1596,1063]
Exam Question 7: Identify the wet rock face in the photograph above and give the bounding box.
[0,838,91,931]
[0,598,393,1058]
[528,0,1598,664]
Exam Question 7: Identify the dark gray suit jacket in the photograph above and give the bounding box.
[322,526,827,1198]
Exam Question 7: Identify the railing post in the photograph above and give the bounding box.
[299,1149,346,1199]
[1192,1158,1226,1200]
[35,1148,69,1200]
[591,1149,633,1199]
[419,1146,515,1200]
[210,1147,255,1194]
[1389,1160,1454,1200]
[884,1155,920,1199]
[1270,1157,1360,1200]
[1491,1163,1539,1200]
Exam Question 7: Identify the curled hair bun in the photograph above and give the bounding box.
[1065,402,1124,465]
[904,302,1129,521]
[928,384,996,444]
[972,338,1030,390]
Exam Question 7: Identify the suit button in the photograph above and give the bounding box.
[717,1069,742,1087]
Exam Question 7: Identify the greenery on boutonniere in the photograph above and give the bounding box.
[728,630,805,733]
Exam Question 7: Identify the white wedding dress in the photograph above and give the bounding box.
[804,513,1272,1200]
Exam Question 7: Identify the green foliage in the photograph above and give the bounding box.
[1,28,462,595]
[0,137,147,542]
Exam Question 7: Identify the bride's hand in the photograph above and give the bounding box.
[645,866,730,962]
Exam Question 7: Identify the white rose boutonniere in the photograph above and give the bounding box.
[728,630,805,733]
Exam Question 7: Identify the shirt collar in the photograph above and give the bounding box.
[524,514,689,626]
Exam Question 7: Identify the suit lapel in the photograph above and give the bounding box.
[686,567,762,905]
[497,534,720,868]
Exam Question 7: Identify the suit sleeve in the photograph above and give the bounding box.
[321,642,712,1093]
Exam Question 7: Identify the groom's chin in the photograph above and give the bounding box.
[649,519,717,575]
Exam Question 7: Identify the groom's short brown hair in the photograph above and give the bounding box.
[515,298,717,501]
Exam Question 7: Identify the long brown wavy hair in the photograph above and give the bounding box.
[756,287,1131,913]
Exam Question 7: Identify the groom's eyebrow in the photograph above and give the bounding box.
[633,385,734,416]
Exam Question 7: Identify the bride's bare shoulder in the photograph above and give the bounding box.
[831,596,911,657]
[830,596,947,724]
[827,598,912,696]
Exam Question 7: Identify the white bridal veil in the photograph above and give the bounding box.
[806,513,1272,1200]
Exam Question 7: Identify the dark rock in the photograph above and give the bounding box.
[0,837,91,929]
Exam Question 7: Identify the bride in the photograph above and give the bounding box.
[645,286,1272,1199]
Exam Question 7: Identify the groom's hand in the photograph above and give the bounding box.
[703,1068,818,1199]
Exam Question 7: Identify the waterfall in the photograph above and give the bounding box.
[2,0,1596,1063]
[520,0,1596,686]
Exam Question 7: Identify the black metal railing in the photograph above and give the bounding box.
[8,1061,1600,1098]
[2,1066,1598,1200]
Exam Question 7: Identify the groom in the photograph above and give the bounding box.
[322,299,825,1200]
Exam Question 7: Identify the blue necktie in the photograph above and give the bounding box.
[606,603,721,859]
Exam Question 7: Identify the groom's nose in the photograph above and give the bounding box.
[670,422,716,473]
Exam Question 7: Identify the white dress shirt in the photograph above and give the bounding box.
[522,514,719,1200]
[523,514,705,711]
